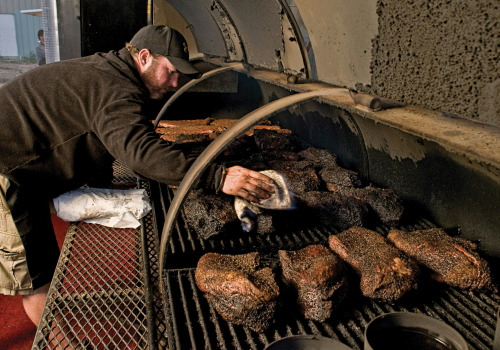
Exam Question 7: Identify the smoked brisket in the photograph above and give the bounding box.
[387,228,496,291]
[195,252,280,332]
[182,189,239,240]
[279,245,348,321]
[297,191,370,230]
[328,227,419,302]
[318,165,363,191]
[297,147,338,169]
[340,186,404,226]
[267,160,321,193]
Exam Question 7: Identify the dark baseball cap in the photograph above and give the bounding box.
[130,25,201,78]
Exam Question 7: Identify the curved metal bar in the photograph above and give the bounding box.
[153,63,244,129]
[159,88,343,282]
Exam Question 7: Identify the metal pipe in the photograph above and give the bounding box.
[158,88,343,283]
[41,0,60,63]
[147,0,153,25]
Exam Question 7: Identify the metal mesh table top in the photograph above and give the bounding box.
[32,163,166,350]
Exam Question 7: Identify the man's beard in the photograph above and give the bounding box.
[143,59,168,100]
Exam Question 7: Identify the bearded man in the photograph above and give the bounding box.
[0,25,274,328]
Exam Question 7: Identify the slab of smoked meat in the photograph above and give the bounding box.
[297,191,370,230]
[319,165,363,190]
[195,252,280,332]
[267,160,321,193]
[253,128,297,152]
[328,226,419,302]
[297,147,338,169]
[182,189,239,240]
[279,245,348,321]
[342,186,404,227]
[387,228,496,291]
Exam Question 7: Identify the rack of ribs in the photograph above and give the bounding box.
[279,245,348,321]
[195,252,280,332]
[328,226,419,302]
[387,228,496,291]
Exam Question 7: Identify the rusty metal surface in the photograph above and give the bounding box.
[32,163,167,350]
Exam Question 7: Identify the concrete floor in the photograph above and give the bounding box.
[0,60,38,87]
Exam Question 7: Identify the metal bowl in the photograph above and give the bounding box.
[265,335,352,350]
[364,312,468,350]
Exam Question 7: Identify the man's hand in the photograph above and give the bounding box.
[222,166,275,203]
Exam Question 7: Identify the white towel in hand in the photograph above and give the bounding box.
[234,170,295,232]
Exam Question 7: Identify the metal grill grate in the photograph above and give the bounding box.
[160,185,500,350]
[31,165,500,349]
[162,268,500,350]
[32,163,167,350]
[36,223,148,349]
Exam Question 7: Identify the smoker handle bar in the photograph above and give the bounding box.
[153,63,245,129]
[158,88,345,283]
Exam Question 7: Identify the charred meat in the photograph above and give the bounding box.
[328,226,419,302]
[297,191,370,231]
[279,245,348,321]
[182,189,239,240]
[253,128,296,152]
[267,160,321,193]
[387,228,496,291]
[297,147,338,169]
[340,186,404,226]
[195,252,280,332]
[318,165,363,191]
[154,120,407,238]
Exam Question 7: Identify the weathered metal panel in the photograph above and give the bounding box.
[163,0,307,74]
[295,0,377,88]
[15,10,42,59]
[0,0,42,59]
[0,0,41,14]
[160,0,228,58]
[0,13,18,56]
[221,0,284,70]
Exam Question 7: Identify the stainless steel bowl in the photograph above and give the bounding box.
[364,312,468,350]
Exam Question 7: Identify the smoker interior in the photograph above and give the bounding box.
[158,188,500,350]
[156,71,500,350]
[161,218,500,349]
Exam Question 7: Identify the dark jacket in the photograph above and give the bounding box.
[0,48,216,198]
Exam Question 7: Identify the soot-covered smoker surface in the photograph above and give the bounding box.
[157,120,500,350]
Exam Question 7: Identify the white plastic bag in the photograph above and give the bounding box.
[53,187,152,228]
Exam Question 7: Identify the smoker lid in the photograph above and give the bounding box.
[156,1,377,86]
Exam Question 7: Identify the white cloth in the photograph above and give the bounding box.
[53,187,152,228]
[234,170,295,232]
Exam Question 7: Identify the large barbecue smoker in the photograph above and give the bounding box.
[33,1,500,349]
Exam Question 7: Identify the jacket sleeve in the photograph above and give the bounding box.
[92,97,222,191]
